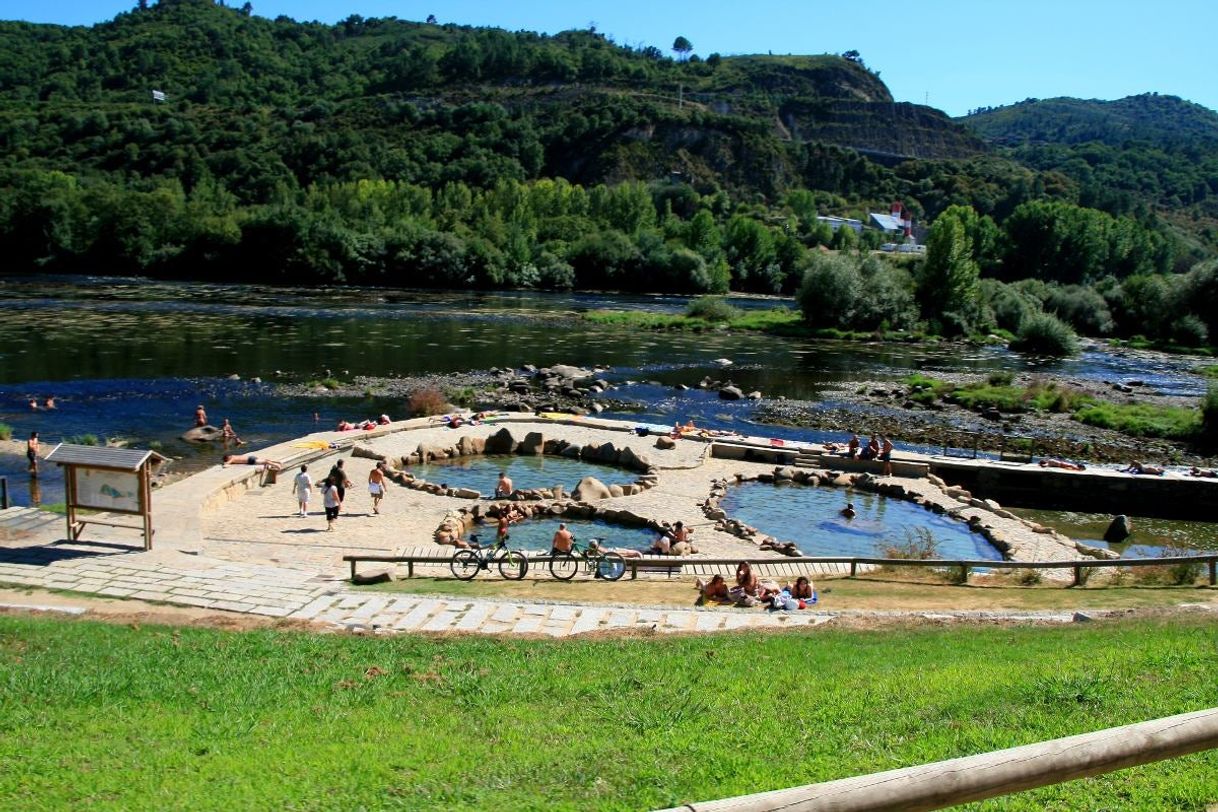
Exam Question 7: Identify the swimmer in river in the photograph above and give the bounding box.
[195,404,208,427]
[840,502,856,519]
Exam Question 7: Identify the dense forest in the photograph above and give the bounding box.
[1,0,1216,349]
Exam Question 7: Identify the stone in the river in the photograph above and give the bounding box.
[572,476,613,501]
[1103,514,1132,544]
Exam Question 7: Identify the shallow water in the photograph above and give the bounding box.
[464,518,655,554]
[719,481,1002,560]
[1007,508,1217,558]
[411,454,632,495]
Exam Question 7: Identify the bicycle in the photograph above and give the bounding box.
[450,533,529,581]
[547,537,626,582]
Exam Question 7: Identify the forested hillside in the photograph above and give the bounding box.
[960,95,1218,253]
[0,0,1212,311]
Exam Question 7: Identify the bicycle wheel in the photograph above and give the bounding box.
[498,549,528,580]
[596,552,627,581]
[548,552,579,581]
[450,549,480,580]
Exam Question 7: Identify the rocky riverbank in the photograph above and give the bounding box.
[756,371,1213,466]
[273,362,1214,468]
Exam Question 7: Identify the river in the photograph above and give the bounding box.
[1,275,1213,554]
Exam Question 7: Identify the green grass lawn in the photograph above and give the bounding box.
[1,615,1216,810]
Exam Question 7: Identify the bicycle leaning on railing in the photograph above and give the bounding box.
[450,533,529,581]
[547,537,626,582]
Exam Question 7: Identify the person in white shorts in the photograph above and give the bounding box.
[368,461,387,515]
[294,464,312,517]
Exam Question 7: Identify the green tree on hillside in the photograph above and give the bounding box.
[672,36,692,60]
[919,205,982,334]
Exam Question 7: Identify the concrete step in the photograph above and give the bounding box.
[0,507,60,535]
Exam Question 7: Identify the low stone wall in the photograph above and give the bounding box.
[710,443,799,465]
[701,464,1103,565]
[929,459,1218,521]
[432,498,671,547]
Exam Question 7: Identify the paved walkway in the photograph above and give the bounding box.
[0,530,1138,636]
[0,529,843,634]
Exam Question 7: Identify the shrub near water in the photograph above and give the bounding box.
[1010,311,1079,356]
[1072,402,1201,440]
[0,422,11,441]
[1201,384,1218,447]
[407,387,448,417]
[684,295,740,322]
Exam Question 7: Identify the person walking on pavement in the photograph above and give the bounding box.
[327,458,351,502]
[294,464,312,517]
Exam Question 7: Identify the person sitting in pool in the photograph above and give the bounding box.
[550,523,574,555]
[840,502,856,519]
[222,454,282,472]
[495,506,523,544]
[220,418,246,446]
[1121,461,1165,476]
[1039,458,1086,471]
[695,574,730,604]
[494,471,514,499]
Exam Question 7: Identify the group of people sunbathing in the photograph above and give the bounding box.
[666,419,742,441]
[335,415,392,432]
[1040,459,1216,477]
[697,562,817,610]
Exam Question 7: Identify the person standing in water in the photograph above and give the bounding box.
[26,431,39,476]
[195,404,208,427]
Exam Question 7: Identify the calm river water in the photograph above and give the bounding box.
[1,275,1212,554]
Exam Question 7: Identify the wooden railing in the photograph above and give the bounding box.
[656,707,1218,812]
[344,552,1218,587]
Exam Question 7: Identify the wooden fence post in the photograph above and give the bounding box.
[657,707,1218,812]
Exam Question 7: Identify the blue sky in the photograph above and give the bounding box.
[5,0,1214,117]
